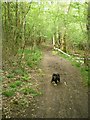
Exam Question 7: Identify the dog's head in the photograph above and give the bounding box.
[57,73,60,77]
[52,73,60,79]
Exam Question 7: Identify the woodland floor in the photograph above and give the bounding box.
[3,46,88,118]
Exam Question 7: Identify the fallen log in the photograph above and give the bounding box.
[54,47,71,57]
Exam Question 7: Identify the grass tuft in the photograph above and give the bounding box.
[21,87,41,96]
[10,81,22,88]
[3,89,15,97]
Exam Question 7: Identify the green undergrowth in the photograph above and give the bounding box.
[21,74,31,81]
[3,86,42,97]
[12,68,27,76]
[21,87,42,96]
[18,47,42,68]
[10,81,22,88]
[3,47,43,98]
[3,88,16,97]
[52,50,89,86]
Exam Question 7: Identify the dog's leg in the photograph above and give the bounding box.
[57,74,60,82]
[51,74,55,83]
[55,79,57,84]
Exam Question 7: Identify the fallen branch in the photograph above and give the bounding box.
[54,47,85,64]
[54,47,71,57]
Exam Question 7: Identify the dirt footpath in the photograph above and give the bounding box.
[26,48,88,118]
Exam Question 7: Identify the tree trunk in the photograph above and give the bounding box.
[84,1,90,67]
[16,0,18,27]
[7,2,10,22]
[52,34,55,48]
[58,32,61,49]
[62,32,66,52]
[4,2,7,30]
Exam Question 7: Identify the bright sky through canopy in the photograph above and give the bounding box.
[2,0,87,3]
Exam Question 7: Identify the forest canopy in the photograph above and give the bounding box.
[2,0,89,68]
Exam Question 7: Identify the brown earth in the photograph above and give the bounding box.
[2,46,88,118]
[24,47,88,118]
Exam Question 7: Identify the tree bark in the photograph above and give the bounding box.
[60,0,71,52]
[16,0,18,27]
[4,2,7,30]
[84,2,90,67]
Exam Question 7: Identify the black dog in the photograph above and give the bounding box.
[51,73,60,84]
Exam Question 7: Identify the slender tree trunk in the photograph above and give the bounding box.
[16,0,18,27]
[52,34,55,47]
[4,2,6,30]
[84,2,90,67]
[7,2,10,35]
[61,0,71,52]
[58,31,61,48]
[7,2,10,22]
[62,32,66,52]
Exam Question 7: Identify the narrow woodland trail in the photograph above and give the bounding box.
[26,47,88,118]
